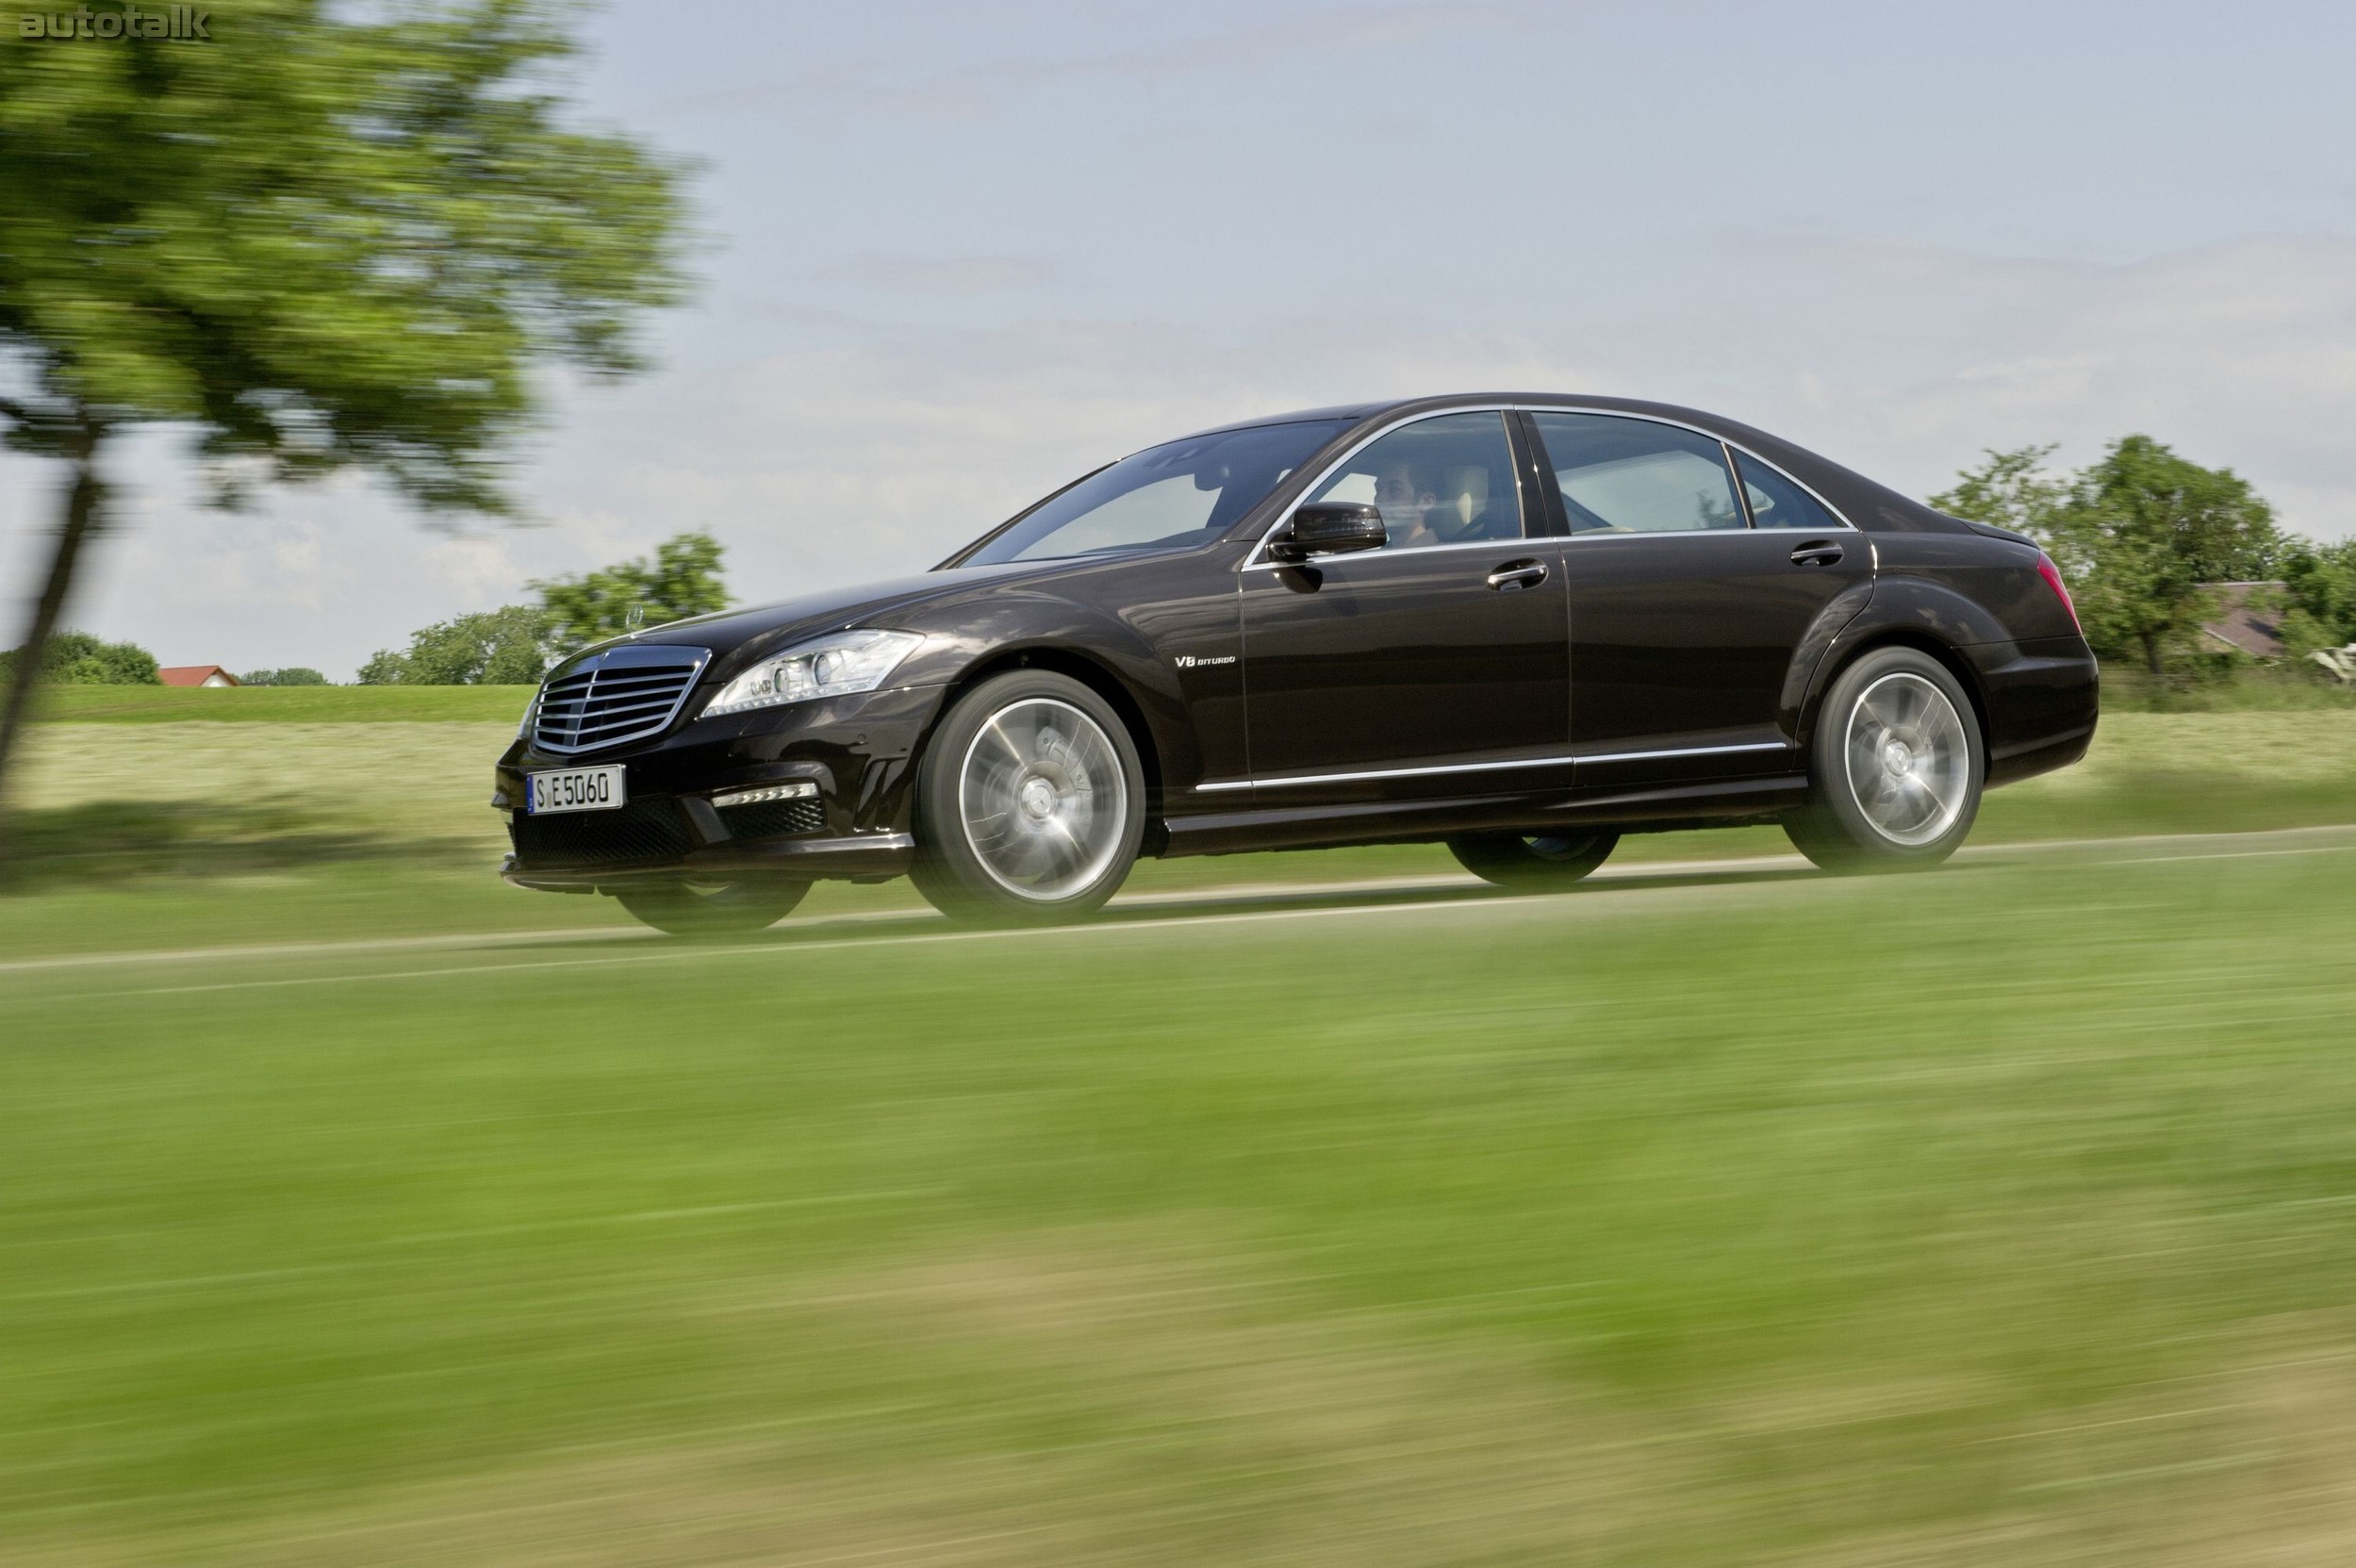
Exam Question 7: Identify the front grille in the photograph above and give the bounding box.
[532,645,710,754]
[717,797,825,840]
[510,800,694,867]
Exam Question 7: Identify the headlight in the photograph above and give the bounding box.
[517,689,538,739]
[703,630,925,717]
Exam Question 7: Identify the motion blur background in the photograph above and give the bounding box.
[9,5,2356,1566]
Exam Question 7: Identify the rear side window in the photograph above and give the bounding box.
[1525,412,1743,535]
[1733,450,1846,530]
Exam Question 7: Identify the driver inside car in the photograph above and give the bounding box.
[1375,460,1505,549]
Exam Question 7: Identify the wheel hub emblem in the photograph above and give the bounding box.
[1018,775,1057,820]
[1883,738,1914,775]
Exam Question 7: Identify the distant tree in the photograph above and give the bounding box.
[0,0,689,862]
[2278,538,2356,656]
[535,532,729,652]
[1935,437,2286,676]
[2069,437,2285,675]
[0,632,161,686]
[358,605,555,686]
[240,668,331,687]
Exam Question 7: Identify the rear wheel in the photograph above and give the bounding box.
[1784,647,1984,873]
[613,880,809,936]
[1447,831,1620,889]
[911,670,1146,923]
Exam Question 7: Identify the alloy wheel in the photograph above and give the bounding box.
[1840,671,1971,847]
[955,697,1130,901]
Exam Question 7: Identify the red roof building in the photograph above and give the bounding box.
[2199,583,2288,660]
[157,666,240,687]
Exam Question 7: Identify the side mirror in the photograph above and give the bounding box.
[1271,502,1386,563]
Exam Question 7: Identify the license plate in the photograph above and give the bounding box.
[526,766,625,815]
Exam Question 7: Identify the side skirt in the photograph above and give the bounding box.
[1158,774,1810,858]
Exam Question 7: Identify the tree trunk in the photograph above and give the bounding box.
[0,427,107,872]
[2141,630,2165,676]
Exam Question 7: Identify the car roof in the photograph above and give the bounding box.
[1169,402,1394,439]
[1180,391,1744,438]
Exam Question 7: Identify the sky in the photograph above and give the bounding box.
[8,0,2356,678]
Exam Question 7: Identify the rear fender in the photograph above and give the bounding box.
[1794,577,2009,754]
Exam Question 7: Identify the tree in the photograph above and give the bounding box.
[1933,437,2285,676]
[0,632,159,685]
[358,603,554,685]
[2070,436,2284,675]
[0,0,689,856]
[1926,444,2072,544]
[2279,538,2356,656]
[239,668,330,686]
[535,530,728,652]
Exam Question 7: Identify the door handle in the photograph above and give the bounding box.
[1788,540,1844,568]
[1487,559,1549,592]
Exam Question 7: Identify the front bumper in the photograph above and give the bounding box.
[495,683,943,888]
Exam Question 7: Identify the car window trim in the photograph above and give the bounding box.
[1239,404,1856,569]
[1723,443,1851,536]
[1238,405,1542,571]
[1505,408,1861,543]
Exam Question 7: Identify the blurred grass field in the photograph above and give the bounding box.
[5,689,2356,1562]
[8,840,2356,1563]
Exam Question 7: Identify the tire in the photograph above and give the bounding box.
[614,879,809,936]
[1784,647,1985,873]
[1447,831,1620,889]
[910,669,1147,923]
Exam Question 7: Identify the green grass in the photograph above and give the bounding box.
[2096,658,2356,712]
[8,846,2356,1562]
[27,684,537,723]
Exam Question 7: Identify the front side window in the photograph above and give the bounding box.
[964,419,1353,567]
[1733,450,1845,530]
[1526,412,1743,535]
[1300,411,1524,551]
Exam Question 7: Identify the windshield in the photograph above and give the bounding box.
[961,419,1354,567]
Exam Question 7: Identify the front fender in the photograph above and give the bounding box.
[893,587,1211,794]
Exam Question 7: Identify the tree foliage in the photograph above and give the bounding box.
[0,0,689,504]
[0,632,159,685]
[1933,437,2287,675]
[2278,539,2356,656]
[357,604,554,686]
[359,531,733,685]
[239,668,331,686]
[534,531,727,651]
[0,0,690,843]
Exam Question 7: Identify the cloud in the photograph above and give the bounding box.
[815,253,1055,296]
[658,3,1520,124]
[1718,231,2356,537]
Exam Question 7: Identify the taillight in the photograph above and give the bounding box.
[2035,553,2082,635]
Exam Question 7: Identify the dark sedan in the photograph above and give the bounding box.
[496,394,2097,932]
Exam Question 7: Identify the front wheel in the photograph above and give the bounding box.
[614,879,810,936]
[1447,831,1620,889]
[1785,647,1984,873]
[910,670,1147,923]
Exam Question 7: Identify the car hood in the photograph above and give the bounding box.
[569,560,1050,678]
